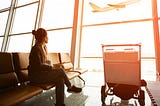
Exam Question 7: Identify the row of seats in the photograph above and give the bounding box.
[0,52,88,106]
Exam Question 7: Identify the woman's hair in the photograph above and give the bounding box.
[32,28,47,43]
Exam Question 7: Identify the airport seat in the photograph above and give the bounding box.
[60,53,88,85]
[60,53,88,74]
[0,52,43,106]
[12,52,57,90]
[12,52,81,90]
[0,52,87,105]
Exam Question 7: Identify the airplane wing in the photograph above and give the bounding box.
[89,2,115,12]
[89,0,140,12]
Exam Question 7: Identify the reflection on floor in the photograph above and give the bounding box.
[18,71,158,106]
[145,81,160,106]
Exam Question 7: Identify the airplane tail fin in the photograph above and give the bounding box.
[89,2,100,10]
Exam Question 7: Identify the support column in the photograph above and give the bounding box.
[70,0,84,68]
[152,0,160,76]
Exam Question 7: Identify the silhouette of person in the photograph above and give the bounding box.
[28,28,82,106]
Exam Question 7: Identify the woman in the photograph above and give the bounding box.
[28,28,82,106]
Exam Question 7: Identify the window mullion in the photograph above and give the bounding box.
[1,0,17,52]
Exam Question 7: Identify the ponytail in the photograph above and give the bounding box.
[32,30,37,36]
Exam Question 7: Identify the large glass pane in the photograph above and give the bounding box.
[0,12,9,36]
[47,29,72,53]
[0,0,11,10]
[81,21,155,58]
[7,34,32,52]
[83,0,152,25]
[11,3,38,34]
[0,37,3,50]
[80,22,155,72]
[41,0,75,29]
[17,0,38,6]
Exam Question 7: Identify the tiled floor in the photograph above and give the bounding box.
[19,71,157,106]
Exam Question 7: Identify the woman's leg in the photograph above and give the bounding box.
[53,68,82,93]
[44,69,68,105]
[53,68,72,88]
[55,78,64,106]
[39,68,81,105]
[40,68,71,87]
[36,69,69,105]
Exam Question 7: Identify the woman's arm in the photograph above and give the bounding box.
[29,46,52,71]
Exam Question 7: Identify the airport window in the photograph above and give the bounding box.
[0,0,11,10]
[41,0,75,29]
[17,0,39,6]
[0,12,9,36]
[80,0,157,71]
[3,1,39,52]
[81,22,155,58]
[11,3,38,34]
[0,0,159,73]
[7,34,33,52]
[47,29,72,53]
[0,38,3,49]
[41,0,74,53]
[83,0,152,25]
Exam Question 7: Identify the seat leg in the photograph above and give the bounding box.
[78,76,85,87]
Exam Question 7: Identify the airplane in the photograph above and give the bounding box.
[89,0,140,12]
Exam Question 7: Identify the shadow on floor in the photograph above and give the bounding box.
[18,88,88,106]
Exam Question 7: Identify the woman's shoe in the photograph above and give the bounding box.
[67,85,82,93]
